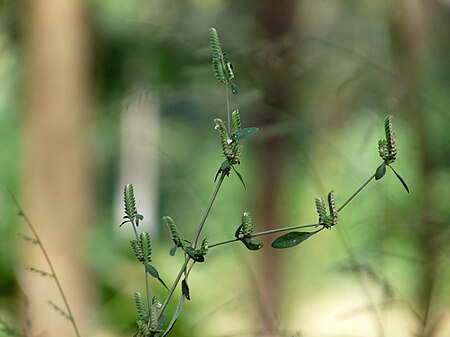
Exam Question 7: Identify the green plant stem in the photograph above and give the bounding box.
[226,82,231,134]
[129,220,152,316]
[337,173,376,212]
[209,237,239,249]
[9,192,81,337]
[191,171,226,248]
[252,223,319,237]
[210,171,377,250]
[209,224,319,249]
[130,222,139,241]
[159,168,227,328]
[145,270,151,319]
[158,256,190,319]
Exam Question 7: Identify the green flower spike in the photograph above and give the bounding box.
[375,116,409,193]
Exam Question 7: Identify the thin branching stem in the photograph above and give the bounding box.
[129,219,151,316]
[209,224,319,249]
[145,271,151,320]
[252,223,319,237]
[158,256,190,319]
[8,191,81,337]
[337,173,376,212]
[209,237,239,249]
[191,171,226,248]
[226,83,231,134]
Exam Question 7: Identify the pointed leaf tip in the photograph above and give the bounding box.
[271,231,314,249]
[231,166,246,189]
[388,165,410,193]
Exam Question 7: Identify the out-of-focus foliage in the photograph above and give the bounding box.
[1,0,450,336]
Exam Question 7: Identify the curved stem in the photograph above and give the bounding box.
[9,192,81,337]
[191,171,226,248]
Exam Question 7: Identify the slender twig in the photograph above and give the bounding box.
[128,217,152,317]
[158,257,190,319]
[7,191,81,337]
[226,83,231,134]
[191,171,226,248]
[337,173,376,212]
[252,223,319,237]
[159,169,227,326]
[209,223,319,249]
[209,237,239,249]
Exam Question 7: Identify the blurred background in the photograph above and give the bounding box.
[1,0,450,336]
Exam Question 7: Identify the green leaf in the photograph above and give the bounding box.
[231,83,238,95]
[182,279,190,300]
[183,246,205,262]
[375,163,386,180]
[232,127,259,140]
[388,165,410,193]
[169,245,177,256]
[145,263,170,291]
[243,237,263,250]
[215,159,230,182]
[231,165,246,189]
[234,224,244,239]
[157,314,166,331]
[271,231,314,249]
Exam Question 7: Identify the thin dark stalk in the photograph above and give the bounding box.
[8,191,81,337]
[209,223,319,249]
[252,223,319,237]
[158,257,189,319]
[337,173,376,212]
[129,218,152,317]
[226,83,231,134]
[191,171,226,248]
[209,237,239,249]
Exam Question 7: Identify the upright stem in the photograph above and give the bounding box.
[191,171,226,248]
[226,83,231,134]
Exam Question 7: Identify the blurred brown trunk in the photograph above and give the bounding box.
[251,1,298,335]
[20,0,94,336]
[390,1,438,336]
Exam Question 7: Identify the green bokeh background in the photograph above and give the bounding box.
[1,0,450,336]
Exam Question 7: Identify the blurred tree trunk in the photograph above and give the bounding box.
[20,0,94,336]
[389,1,443,336]
[250,1,299,335]
[116,88,160,235]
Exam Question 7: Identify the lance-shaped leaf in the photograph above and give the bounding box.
[272,231,315,249]
[388,165,410,193]
[145,263,169,291]
[232,127,259,140]
[231,165,246,189]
